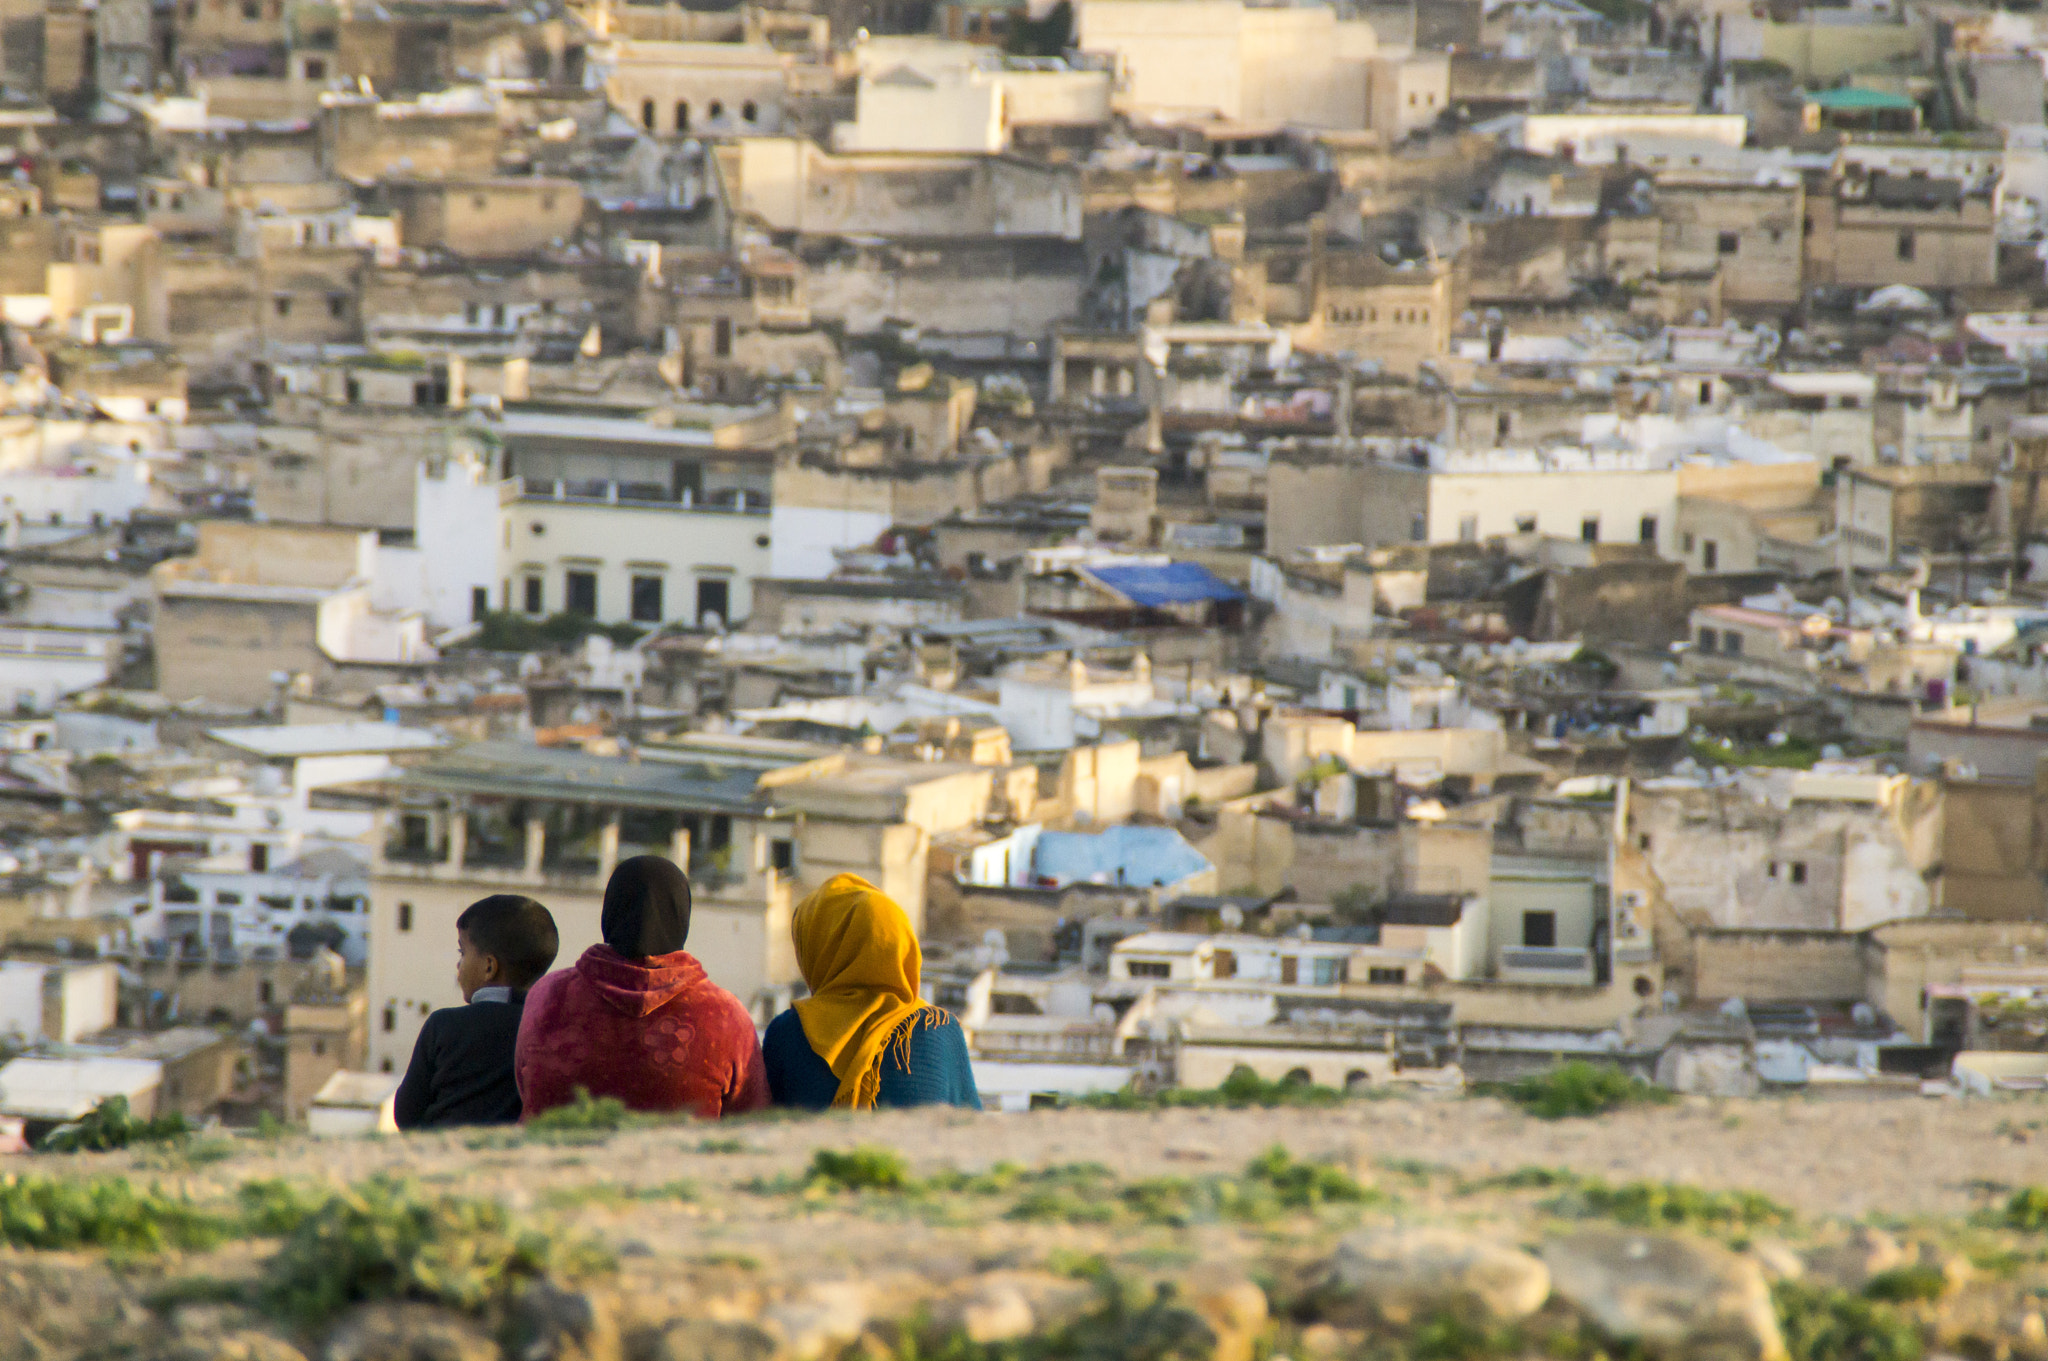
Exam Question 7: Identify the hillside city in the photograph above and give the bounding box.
[0,0,2034,1135]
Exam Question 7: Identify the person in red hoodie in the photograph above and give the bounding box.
[515,855,768,1120]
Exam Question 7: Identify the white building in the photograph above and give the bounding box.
[996,655,1167,750]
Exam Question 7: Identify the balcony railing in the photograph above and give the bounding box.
[522,479,770,514]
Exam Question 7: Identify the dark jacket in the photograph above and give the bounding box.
[393,989,528,1129]
[763,1008,982,1111]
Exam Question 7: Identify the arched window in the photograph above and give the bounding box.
[708,99,725,120]
[741,100,758,122]
[675,101,689,131]
[641,99,655,131]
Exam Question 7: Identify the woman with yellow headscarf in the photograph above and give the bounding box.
[762,873,982,1111]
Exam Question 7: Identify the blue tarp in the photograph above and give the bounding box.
[1084,561,1246,608]
[1032,825,1214,889]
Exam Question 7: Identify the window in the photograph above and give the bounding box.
[397,902,412,932]
[1312,957,1344,986]
[565,570,597,617]
[1897,230,1916,261]
[303,57,325,78]
[714,316,732,358]
[1639,833,1652,850]
[328,294,347,319]
[240,0,258,16]
[273,295,292,318]
[1458,514,1478,542]
[523,576,543,615]
[250,844,268,872]
[742,100,758,122]
[313,1039,325,1057]
[215,891,243,906]
[259,980,273,1003]
[642,99,656,131]
[1522,910,1557,947]
[471,586,487,622]
[1717,230,1739,255]
[696,578,730,627]
[1410,513,1426,542]
[1211,949,1236,979]
[630,574,663,623]
[1639,515,1657,544]
[1725,632,1743,655]
[1682,533,1696,552]
[769,839,795,873]
[1279,955,1299,985]
[1702,540,1718,571]
[259,895,292,912]
[1699,380,1712,404]
[1790,861,1807,885]
[709,100,724,119]
[675,101,690,132]
[1496,412,1511,440]
[1581,516,1599,543]
[1127,961,1170,978]
[1367,967,1406,985]
[1768,861,1780,878]
[1515,514,1536,533]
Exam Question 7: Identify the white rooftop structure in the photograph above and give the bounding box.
[0,1056,160,1120]
[207,722,449,759]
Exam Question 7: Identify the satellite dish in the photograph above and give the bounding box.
[1219,904,1244,930]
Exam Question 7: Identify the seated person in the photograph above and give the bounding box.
[764,872,980,1111]
[394,894,558,1130]
[516,856,767,1120]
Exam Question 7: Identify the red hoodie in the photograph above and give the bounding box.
[514,944,769,1120]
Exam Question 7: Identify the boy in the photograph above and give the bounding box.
[393,894,558,1130]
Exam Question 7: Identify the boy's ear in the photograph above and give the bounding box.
[481,952,506,983]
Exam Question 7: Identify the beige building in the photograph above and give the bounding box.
[361,735,998,1071]
[599,39,795,138]
[385,179,585,261]
[1654,176,1804,308]
[1805,173,1998,291]
[1078,0,1380,128]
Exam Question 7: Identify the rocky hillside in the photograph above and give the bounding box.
[3,1092,2046,1361]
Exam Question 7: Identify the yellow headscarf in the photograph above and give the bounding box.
[791,873,937,1109]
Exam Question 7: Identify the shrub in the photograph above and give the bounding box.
[260,1176,591,1325]
[806,1146,913,1193]
[0,1174,232,1252]
[38,1096,189,1153]
[1079,1065,1348,1111]
[1243,1146,1370,1209]
[2004,1185,2048,1231]
[1863,1267,1947,1304]
[524,1088,631,1141]
[1773,1281,1924,1361]
[1556,1178,1789,1231]
[1490,1063,1673,1119]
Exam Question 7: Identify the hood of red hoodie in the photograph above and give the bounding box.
[573,943,708,1018]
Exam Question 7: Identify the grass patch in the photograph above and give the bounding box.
[806,1146,914,1193]
[1076,1065,1349,1111]
[260,1175,607,1326]
[1462,1166,1579,1193]
[538,1180,695,1210]
[1244,1146,1371,1209]
[523,1088,633,1144]
[1548,1177,1789,1232]
[0,1174,233,1252]
[1772,1281,1924,1361]
[38,1096,190,1153]
[2003,1186,2048,1231]
[1485,1063,1673,1120]
[696,1138,754,1154]
[1862,1267,1947,1303]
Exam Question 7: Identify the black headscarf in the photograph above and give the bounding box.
[601,855,692,958]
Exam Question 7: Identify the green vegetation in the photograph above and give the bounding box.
[806,1146,915,1193]
[1244,1145,1371,1210]
[2003,1186,2048,1231]
[538,1180,696,1210]
[1568,646,1620,684]
[261,1176,604,1326]
[0,1174,233,1252]
[1485,1062,1674,1119]
[38,1096,190,1153]
[1079,1065,1350,1111]
[1862,1267,1948,1304]
[1687,734,1824,770]
[1550,1178,1790,1232]
[463,611,645,655]
[1772,1281,1925,1361]
[522,1088,634,1144]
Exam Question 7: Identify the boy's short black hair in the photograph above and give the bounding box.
[456,895,559,988]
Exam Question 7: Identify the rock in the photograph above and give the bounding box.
[1805,1229,1906,1291]
[323,1303,502,1361]
[1184,1271,1269,1361]
[504,1283,621,1361]
[761,1283,869,1361]
[158,1332,312,1361]
[1747,1241,1804,1283]
[934,1280,1034,1344]
[1542,1228,1786,1361]
[1323,1226,1550,1325]
[642,1320,783,1361]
